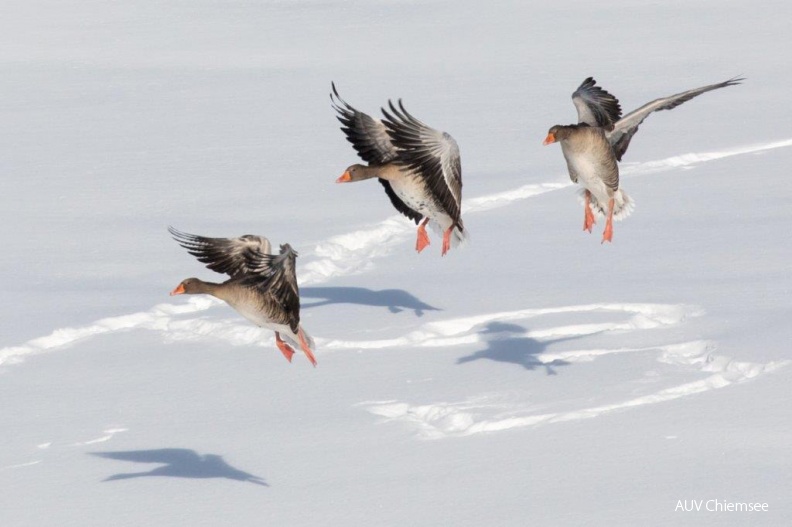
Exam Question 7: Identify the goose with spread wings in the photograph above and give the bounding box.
[331,83,466,256]
[543,76,743,243]
[168,227,317,366]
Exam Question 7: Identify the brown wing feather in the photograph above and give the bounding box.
[381,100,462,224]
[169,227,273,279]
[331,83,398,166]
[245,244,301,333]
[572,77,622,130]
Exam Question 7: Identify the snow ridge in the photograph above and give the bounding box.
[322,302,700,351]
[361,340,790,439]
[0,297,217,367]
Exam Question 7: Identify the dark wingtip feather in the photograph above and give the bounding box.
[380,104,394,123]
[398,99,417,122]
[574,76,622,127]
[388,99,401,118]
[168,227,211,258]
[382,98,416,126]
[330,82,353,114]
[279,243,298,258]
[168,226,192,243]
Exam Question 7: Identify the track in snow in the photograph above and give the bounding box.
[355,306,789,439]
[2,139,791,432]
[2,138,791,368]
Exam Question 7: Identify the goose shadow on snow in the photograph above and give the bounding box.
[457,321,580,374]
[300,286,440,317]
[90,448,268,486]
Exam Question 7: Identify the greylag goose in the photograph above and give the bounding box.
[331,83,466,256]
[544,76,743,243]
[168,227,317,367]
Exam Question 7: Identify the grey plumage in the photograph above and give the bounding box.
[571,76,744,160]
[547,75,742,242]
[331,84,466,253]
[331,82,398,166]
[169,228,315,364]
[572,77,622,131]
[168,227,273,278]
[606,76,744,160]
[381,99,463,228]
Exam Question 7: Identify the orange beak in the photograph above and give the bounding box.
[170,283,185,296]
[543,133,556,146]
[336,171,352,183]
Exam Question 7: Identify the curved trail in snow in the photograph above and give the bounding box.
[356,317,790,439]
[329,301,788,439]
[2,138,791,417]
[2,138,791,367]
[321,302,702,351]
[362,340,789,439]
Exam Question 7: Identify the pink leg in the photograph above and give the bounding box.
[601,198,615,244]
[583,191,596,233]
[275,332,295,363]
[297,328,317,367]
[416,218,431,253]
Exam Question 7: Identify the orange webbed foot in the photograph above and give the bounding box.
[298,328,317,367]
[584,210,596,233]
[416,218,431,253]
[601,225,614,243]
[441,227,453,256]
[275,333,295,363]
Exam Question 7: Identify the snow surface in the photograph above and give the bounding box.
[2,1,791,525]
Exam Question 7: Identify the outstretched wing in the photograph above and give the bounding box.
[169,227,273,279]
[331,83,398,165]
[572,77,622,130]
[381,100,462,223]
[248,244,301,333]
[607,76,744,161]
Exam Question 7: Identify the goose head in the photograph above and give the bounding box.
[336,164,379,183]
[170,277,211,296]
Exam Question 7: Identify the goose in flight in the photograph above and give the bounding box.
[331,83,466,256]
[168,227,317,366]
[544,76,743,242]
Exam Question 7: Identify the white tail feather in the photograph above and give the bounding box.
[427,220,469,249]
[577,189,634,221]
[280,325,316,352]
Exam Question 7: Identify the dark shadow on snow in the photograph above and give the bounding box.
[456,321,578,374]
[300,286,440,316]
[90,448,268,486]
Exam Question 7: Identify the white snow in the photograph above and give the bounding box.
[2,1,791,526]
